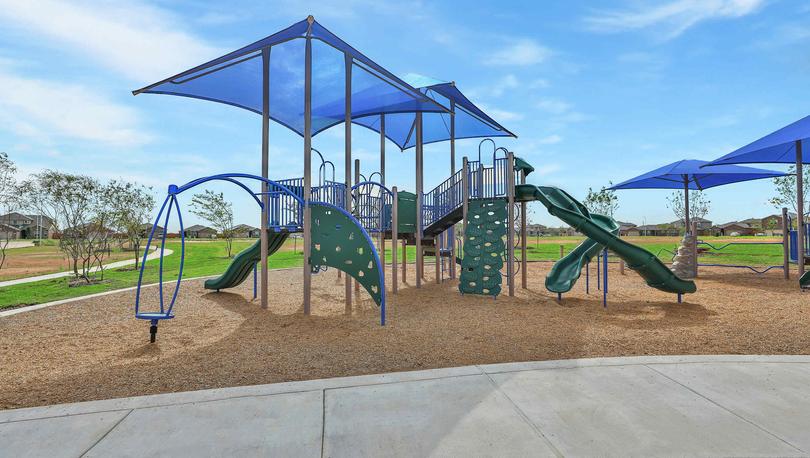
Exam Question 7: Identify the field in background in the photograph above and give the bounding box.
[0,235,786,309]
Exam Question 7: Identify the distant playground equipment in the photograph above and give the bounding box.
[131,17,696,341]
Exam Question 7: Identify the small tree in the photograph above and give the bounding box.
[667,190,710,232]
[107,180,155,268]
[583,182,619,217]
[21,171,112,283]
[190,190,235,257]
[769,165,810,229]
[0,153,17,271]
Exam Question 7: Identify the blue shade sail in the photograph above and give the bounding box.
[133,18,447,138]
[610,159,786,191]
[706,115,810,166]
[352,78,516,150]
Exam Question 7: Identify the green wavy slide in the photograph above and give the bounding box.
[515,184,696,295]
[204,232,289,291]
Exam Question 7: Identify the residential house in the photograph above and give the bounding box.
[0,223,20,240]
[760,214,787,235]
[617,221,637,236]
[525,224,548,237]
[634,224,680,237]
[138,223,165,238]
[233,224,260,238]
[670,217,712,235]
[184,224,217,239]
[0,212,53,239]
[713,222,755,236]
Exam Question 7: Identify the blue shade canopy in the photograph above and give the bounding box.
[353,76,516,150]
[610,159,786,191]
[705,115,810,166]
[133,17,448,137]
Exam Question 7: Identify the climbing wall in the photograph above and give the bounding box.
[310,203,384,307]
[459,199,507,297]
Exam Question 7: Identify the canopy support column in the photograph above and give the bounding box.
[303,27,313,315]
[449,101,457,280]
[520,169,527,289]
[380,115,385,185]
[392,186,398,294]
[782,207,790,280]
[797,140,805,278]
[260,47,270,310]
[344,52,353,312]
[416,112,423,288]
[683,175,690,234]
[507,151,515,297]
[354,159,360,294]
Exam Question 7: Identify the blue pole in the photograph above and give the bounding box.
[596,253,601,291]
[677,293,682,304]
[557,292,561,302]
[585,261,589,294]
[602,247,608,308]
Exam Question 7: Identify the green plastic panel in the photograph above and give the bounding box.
[396,191,416,234]
[459,199,507,297]
[310,204,384,306]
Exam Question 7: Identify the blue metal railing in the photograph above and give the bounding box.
[352,181,393,233]
[422,156,513,231]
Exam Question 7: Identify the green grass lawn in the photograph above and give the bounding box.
[0,236,786,310]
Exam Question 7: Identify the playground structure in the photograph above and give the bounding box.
[131,16,696,341]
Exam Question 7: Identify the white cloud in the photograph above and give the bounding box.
[536,98,572,115]
[585,0,765,39]
[478,103,524,122]
[529,78,550,89]
[538,134,563,145]
[0,0,220,82]
[484,39,552,66]
[491,74,520,97]
[0,70,146,146]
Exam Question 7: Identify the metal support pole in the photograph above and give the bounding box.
[520,170,527,289]
[380,114,385,186]
[392,187,398,293]
[585,261,589,294]
[415,112,423,288]
[449,100,457,280]
[302,26,313,315]
[507,152,515,296]
[435,236,440,284]
[379,194,385,292]
[797,140,805,278]
[355,158,360,294]
[602,247,608,307]
[462,157,469,261]
[782,207,790,280]
[683,176,690,233]
[344,52,353,312]
[260,46,270,310]
[402,238,407,283]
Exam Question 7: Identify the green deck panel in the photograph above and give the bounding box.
[310,204,383,306]
[396,191,417,234]
[204,232,289,291]
[459,199,507,297]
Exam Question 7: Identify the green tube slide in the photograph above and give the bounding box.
[204,232,289,291]
[515,184,696,295]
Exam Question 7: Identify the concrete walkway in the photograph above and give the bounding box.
[2,356,809,457]
[0,248,171,289]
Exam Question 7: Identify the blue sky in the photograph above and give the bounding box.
[1,0,808,229]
